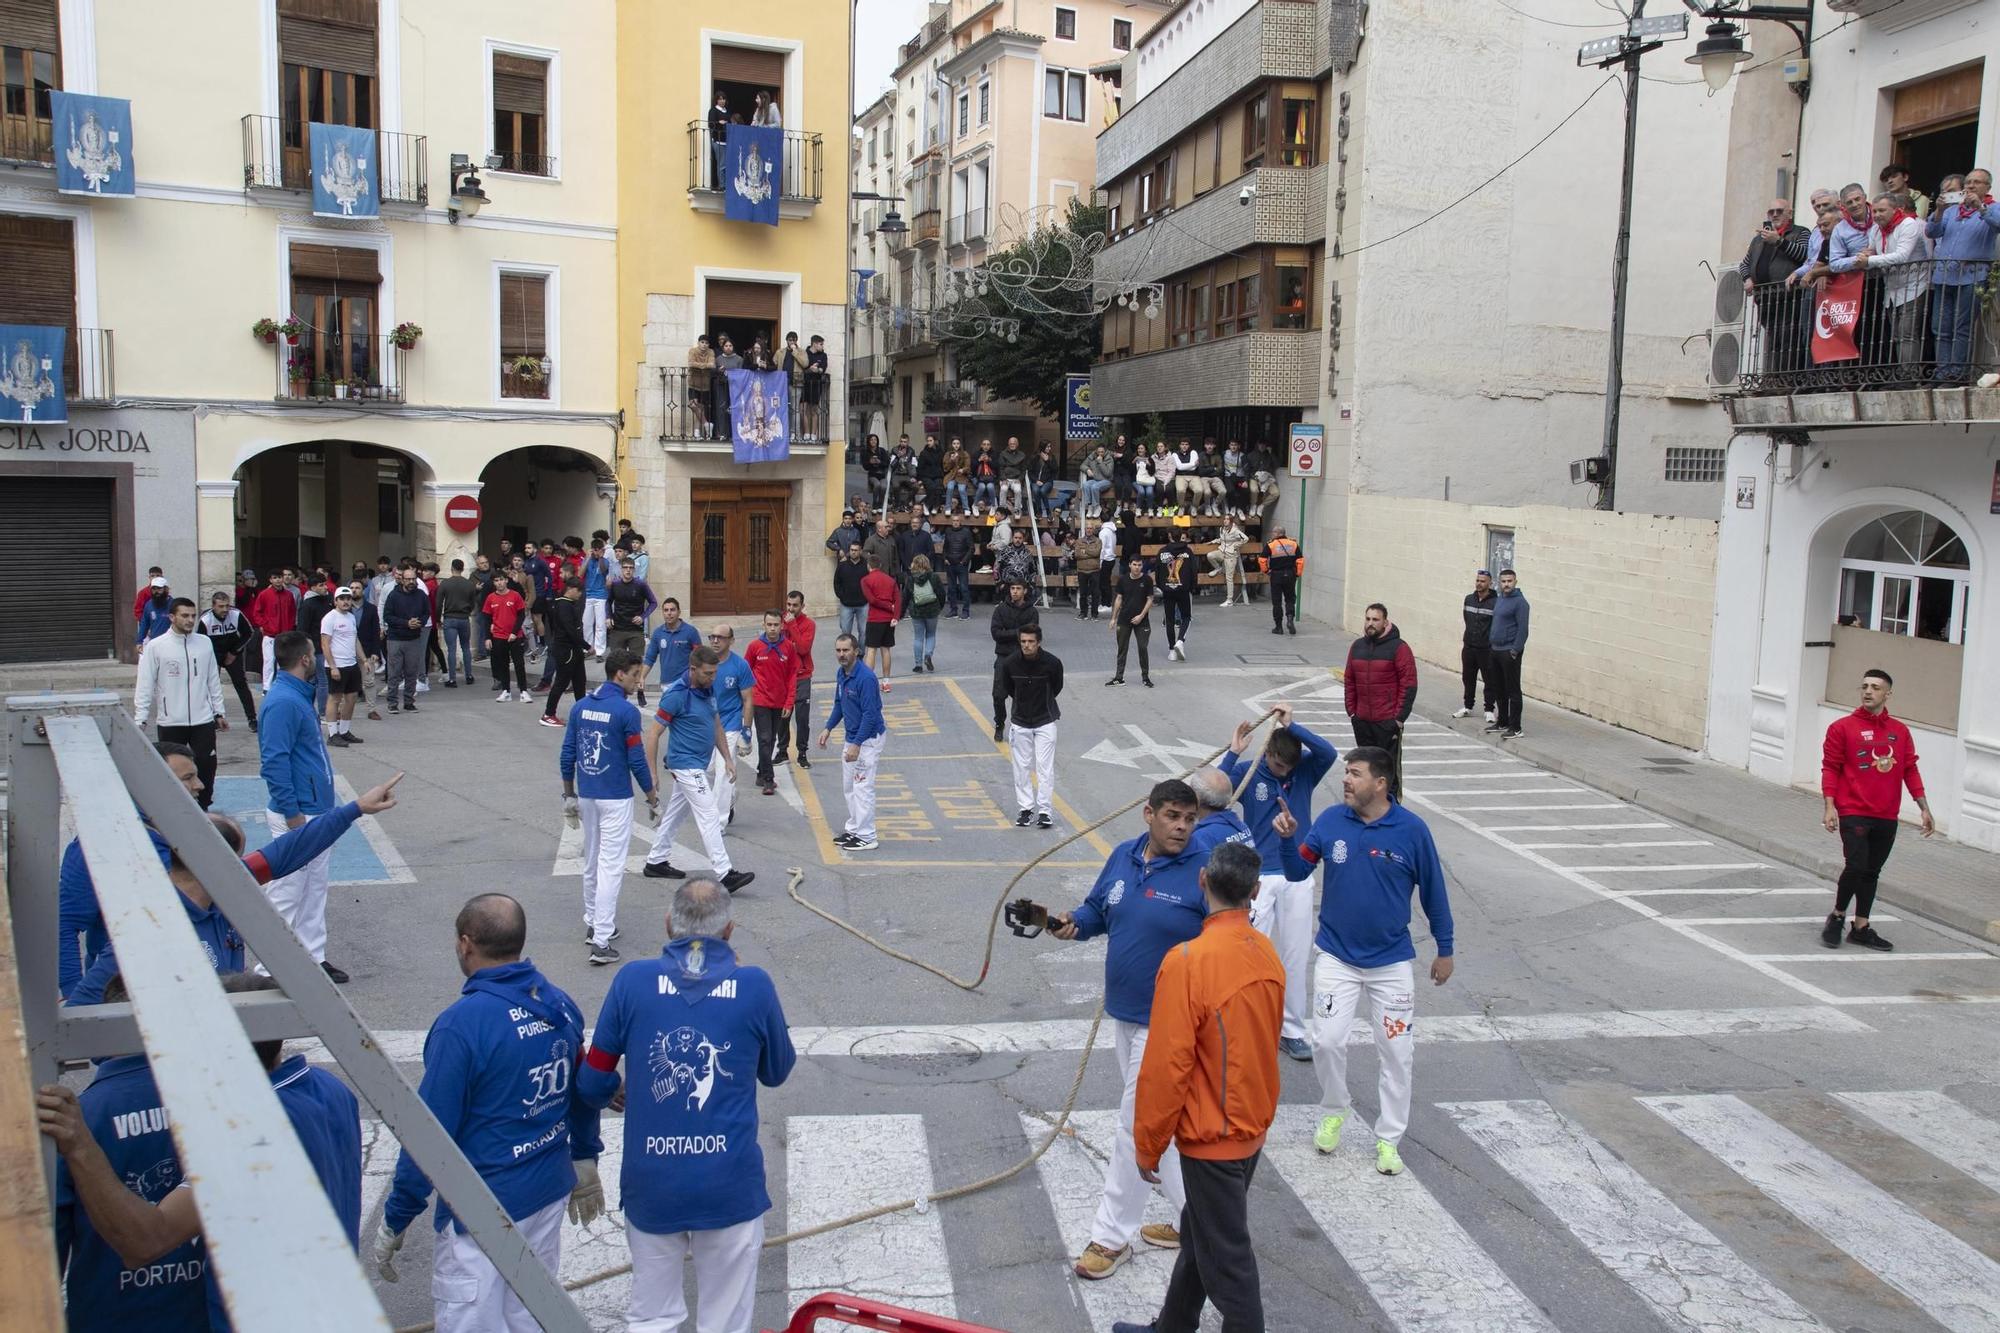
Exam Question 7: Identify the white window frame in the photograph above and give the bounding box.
[698,29,803,129]
[1837,558,1971,644]
[483,39,562,182]
[491,261,560,409]
[262,0,403,133]
[957,91,969,135]
[1044,67,1086,122]
[1053,5,1077,40]
[977,79,990,126]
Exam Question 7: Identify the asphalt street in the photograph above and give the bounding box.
[177,601,2000,1333]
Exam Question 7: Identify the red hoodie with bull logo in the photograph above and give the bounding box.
[1821,705,1926,820]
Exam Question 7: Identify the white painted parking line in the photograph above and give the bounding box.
[1421,787,1586,797]
[1400,744,1499,751]
[1482,822,1672,832]
[1512,839,1713,850]
[1676,915,1900,926]
[1265,1105,1557,1333]
[1742,951,1993,963]
[788,1114,955,1318]
[1454,802,1624,811]
[1566,862,1766,873]
[1835,1091,2000,1196]
[1402,759,1524,767]
[1616,887,1827,897]
[1444,1099,1832,1333]
[1644,1094,2000,1333]
[1027,1109,1179,1333]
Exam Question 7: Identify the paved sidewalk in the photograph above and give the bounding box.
[1388,647,2000,945]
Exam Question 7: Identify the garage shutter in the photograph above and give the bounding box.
[0,476,114,662]
[705,279,782,321]
[711,45,785,89]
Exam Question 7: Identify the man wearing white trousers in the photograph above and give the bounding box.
[1218,703,1339,1061]
[1051,779,1207,1280]
[996,624,1063,829]
[257,629,352,983]
[1276,744,1455,1177]
[641,644,755,893]
[561,649,659,966]
[819,632,887,852]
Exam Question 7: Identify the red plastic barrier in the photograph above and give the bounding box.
[766,1292,1014,1333]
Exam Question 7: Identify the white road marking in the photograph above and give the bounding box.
[1616,887,1827,897]
[1453,802,1624,811]
[335,775,417,885]
[1026,1108,1181,1333]
[1421,786,1585,797]
[787,1114,955,1317]
[1677,915,1901,926]
[1402,759,1525,768]
[305,1007,1869,1068]
[1443,1099,1832,1333]
[1400,743,1499,751]
[551,815,714,877]
[1265,1105,1557,1332]
[1643,1093,2000,1333]
[1567,862,1767,873]
[1743,951,1992,963]
[1512,839,1713,850]
[1834,1090,2000,1195]
[1482,822,1672,832]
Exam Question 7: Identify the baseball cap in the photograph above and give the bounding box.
[150,576,168,588]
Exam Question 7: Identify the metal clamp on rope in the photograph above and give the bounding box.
[1004,898,1052,939]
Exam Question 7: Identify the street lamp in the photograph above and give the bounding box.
[1686,20,1753,93]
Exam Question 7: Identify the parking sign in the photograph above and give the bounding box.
[1288,423,1324,478]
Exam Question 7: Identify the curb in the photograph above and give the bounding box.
[1405,710,2000,949]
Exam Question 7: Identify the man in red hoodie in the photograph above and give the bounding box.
[860,554,900,688]
[743,610,799,796]
[778,590,817,771]
[1819,667,1933,951]
[250,568,299,694]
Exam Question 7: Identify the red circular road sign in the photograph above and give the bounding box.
[444,495,483,533]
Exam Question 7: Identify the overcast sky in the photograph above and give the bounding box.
[855,0,931,113]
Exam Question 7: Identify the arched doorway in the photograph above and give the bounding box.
[478,445,615,554]
[232,440,433,577]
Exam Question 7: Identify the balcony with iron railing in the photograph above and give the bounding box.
[273,333,408,405]
[948,208,988,247]
[899,12,951,66]
[923,380,982,413]
[0,113,54,166]
[241,115,428,205]
[1722,259,2000,430]
[487,150,557,178]
[655,365,833,447]
[686,122,824,211]
[500,355,553,401]
[913,208,942,245]
[8,328,119,405]
[850,354,889,382]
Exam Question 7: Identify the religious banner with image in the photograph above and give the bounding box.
[1810,271,1863,365]
[0,325,67,423]
[50,92,134,197]
[727,368,790,462]
[723,123,782,227]
[309,122,378,219]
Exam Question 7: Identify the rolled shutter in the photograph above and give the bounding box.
[0,477,115,663]
[710,45,784,88]
[705,279,781,321]
[499,273,547,355]
[289,243,380,284]
[0,213,75,326]
[278,0,377,76]
[0,0,60,52]
[493,53,547,115]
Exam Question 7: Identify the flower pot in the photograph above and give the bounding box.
[289,377,307,399]
[260,330,278,344]
[285,333,300,345]
[333,383,349,400]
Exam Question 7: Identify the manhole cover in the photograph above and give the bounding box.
[848,1031,984,1074]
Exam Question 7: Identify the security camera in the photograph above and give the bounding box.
[1239,184,1258,206]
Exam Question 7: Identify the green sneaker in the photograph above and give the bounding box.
[1313,1113,1345,1154]
[1375,1140,1405,1176]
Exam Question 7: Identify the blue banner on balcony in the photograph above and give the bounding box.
[50,92,134,197]
[723,124,782,227]
[309,122,378,219]
[0,325,66,424]
[727,368,791,462]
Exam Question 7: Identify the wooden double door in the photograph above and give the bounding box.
[691,482,789,617]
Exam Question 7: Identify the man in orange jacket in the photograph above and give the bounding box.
[1115,842,1283,1333]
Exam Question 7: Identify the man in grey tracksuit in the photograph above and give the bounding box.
[1487,570,1530,738]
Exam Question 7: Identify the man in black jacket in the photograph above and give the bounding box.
[858,433,891,512]
[200,590,259,729]
[348,577,385,721]
[539,578,590,725]
[605,556,657,661]
[939,516,975,619]
[381,565,432,713]
[1456,570,1497,722]
[833,541,870,644]
[989,581,1039,739]
[996,624,1063,828]
[297,575,335,716]
[916,434,944,511]
[1738,194,1813,376]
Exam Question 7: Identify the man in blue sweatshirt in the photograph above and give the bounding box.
[1218,702,1339,1061]
[562,649,659,966]
[578,877,796,1333]
[1487,568,1530,738]
[818,632,887,852]
[1049,778,1207,1281]
[258,629,348,981]
[372,893,604,1331]
[1276,745,1455,1177]
[643,644,755,892]
[1188,766,1255,856]
[582,535,612,658]
[644,596,703,701]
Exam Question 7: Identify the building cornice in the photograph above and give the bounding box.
[940,28,1044,79]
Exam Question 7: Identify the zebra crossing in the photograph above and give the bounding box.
[354,1085,2000,1332]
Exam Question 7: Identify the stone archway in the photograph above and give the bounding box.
[229,439,437,580]
[475,445,618,560]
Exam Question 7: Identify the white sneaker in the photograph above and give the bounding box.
[494,692,511,703]
[1452,707,1472,718]
[517,690,533,702]
[415,679,430,694]
[1219,598,1234,608]
[1484,708,1497,724]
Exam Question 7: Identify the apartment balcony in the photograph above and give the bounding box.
[487,150,557,178]
[273,334,408,405]
[1099,165,1326,288]
[850,353,889,383]
[912,208,942,246]
[948,208,988,248]
[1721,260,2000,431]
[686,123,825,218]
[241,115,428,205]
[655,365,832,450]
[889,319,939,359]
[0,114,53,166]
[1091,329,1318,417]
[899,12,950,67]
[923,380,983,413]
[500,356,552,401]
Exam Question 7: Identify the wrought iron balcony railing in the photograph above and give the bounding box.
[488,150,556,177]
[657,364,832,444]
[242,115,428,205]
[274,333,408,405]
[686,122,824,203]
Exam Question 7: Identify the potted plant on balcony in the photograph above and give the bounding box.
[510,354,545,381]
[253,317,280,344]
[278,316,306,346]
[390,321,423,350]
[310,374,331,399]
[287,350,310,398]
[332,376,352,400]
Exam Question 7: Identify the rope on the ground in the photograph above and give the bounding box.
[392,708,1286,1329]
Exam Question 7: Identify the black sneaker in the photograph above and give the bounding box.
[249,718,258,733]
[832,832,860,847]
[387,703,400,713]
[1286,621,1297,635]
[320,961,351,985]
[1143,677,1154,688]
[1483,723,1505,733]
[589,943,621,966]
[642,861,686,879]
[403,702,419,713]
[1016,809,1034,827]
[1847,923,1894,951]
[1105,677,1124,687]
[444,678,458,688]
[720,869,756,893]
[1037,813,1054,829]
[328,733,351,747]
[344,732,364,744]
[925,655,935,671]
[584,926,624,944]
[1820,912,1844,948]
[798,755,811,770]
[1271,626,1284,635]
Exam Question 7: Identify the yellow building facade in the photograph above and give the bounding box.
[616,2,851,619]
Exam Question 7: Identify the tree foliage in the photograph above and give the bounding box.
[944,200,1106,423]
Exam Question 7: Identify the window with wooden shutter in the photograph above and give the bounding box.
[277,0,376,183]
[499,271,549,399]
[704,279,781,322]
[492,51,551,176]
[711,44,784,89]
[0,0,61,165]
[0,211,76,388]
[288,243,379,387]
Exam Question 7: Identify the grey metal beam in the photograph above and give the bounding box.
[57,991,309,1060]
[101,708,590,1332]
[47,714,391,1332]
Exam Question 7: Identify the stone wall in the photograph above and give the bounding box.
[1343,494,1719,748]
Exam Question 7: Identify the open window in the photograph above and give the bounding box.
[0,0,60,164]
[277,0,378,190]
[492,51,552,176]
[290,243,382,390]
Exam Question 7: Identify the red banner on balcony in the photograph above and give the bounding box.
[1810,272,1864,364]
